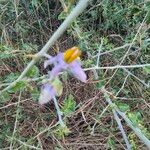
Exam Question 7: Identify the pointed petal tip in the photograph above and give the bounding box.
[79,73,87,83]
[69,61,87,83]
[38,90,52,105]
[38,84,55,105]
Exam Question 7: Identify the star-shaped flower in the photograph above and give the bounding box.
[39,47,87,105]
[44,47,87,82]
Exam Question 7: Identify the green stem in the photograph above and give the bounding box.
[0,0,89,94]
[102,88,150,149]
[84,64,150,71]
[53,97,65,127]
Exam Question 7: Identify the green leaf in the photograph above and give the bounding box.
[143,66,150,74]
[107,137,116,149]
[51,78,63,96]
[96,80,105,89]
[4,72,19,83]
[58,11,67,20]
[53,125,70,139]
[30,87,40,101]
[0,45,15,59]
[8,81,26,93]
[127,112,142,126]
[26,65,39,78]
[61,94,76,116]
[0,92,10,102]
[116,102,130,112]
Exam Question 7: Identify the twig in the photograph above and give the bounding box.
[53,97,65,127]
[84,64,150,71]
[115,74,129,96]
[91,104,110,135]
[123,68,149,88]
[102,87,150,149]
[34,122,59,139]
[0,99,30,110]
[0,75,47,88]
[102,88,131,149]
[96,39,103,67]
[113,110,131,150]
[8,137,41,150]
[2,63,148,90]
[59,0,67,11]
[93,43,131,58]
[117,110,150,149]
[9,91,22,149]
[105,12,149,85]
[0,0,89,94]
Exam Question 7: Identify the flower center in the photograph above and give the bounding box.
[64,47,81,63]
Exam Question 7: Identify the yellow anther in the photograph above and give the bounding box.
[64,47,81,63]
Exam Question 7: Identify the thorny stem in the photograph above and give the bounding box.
[101,87,131,150]
[1,64,149,89]
[102,87,150,149]
[123,68,149,88]
[84,64,150,71]
[0,0,89,94]
[53,97,65,127]
[105,12,149,86]
[113,110,131,150]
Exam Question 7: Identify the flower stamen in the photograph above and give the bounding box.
[64,47,81,63]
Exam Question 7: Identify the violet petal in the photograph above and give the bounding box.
[39,84,56,105]
[69,61,87,83]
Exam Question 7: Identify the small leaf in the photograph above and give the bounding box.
[8,81,26,93]
[58,11,67,20]
[4,72,19,83]
[127,112,142,126]
[30,87,40,101]
[143,66,150,74]
[26,65,39,77]
[0,92,10,102]
[61,94,76,116]
[96,80,105,89]
[116,102,130,112]
[53,125,71,139]
[51,77,63,96]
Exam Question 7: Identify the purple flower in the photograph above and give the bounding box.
[39,47,87,105]
[39,84,56,105]
[44,52,87,83]
[39,77,63,105]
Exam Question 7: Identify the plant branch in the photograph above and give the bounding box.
[101,88,131,149]
[113,110,131,150]
[0,0,89,94]
[102,87,150,149]
[105,12,148,85]
[53,97,65,127]
[84,64,150,71]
